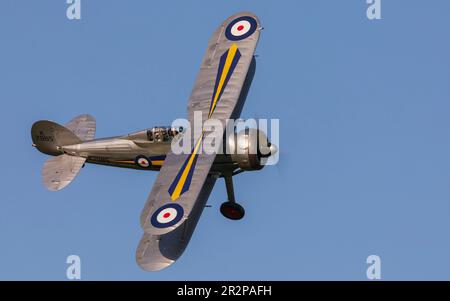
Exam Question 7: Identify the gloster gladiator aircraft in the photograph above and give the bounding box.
[31,12,277,271]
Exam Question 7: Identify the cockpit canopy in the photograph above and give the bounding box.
[147,126,184,142]
[127,126,184,142]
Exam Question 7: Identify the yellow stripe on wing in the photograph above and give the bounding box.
[208,43,239,118]
[170,133,204,201]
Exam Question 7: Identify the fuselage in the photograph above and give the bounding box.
[61,130,237,173]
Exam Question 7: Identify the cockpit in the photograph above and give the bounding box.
[126,126,184,143]
[146,126,184,142]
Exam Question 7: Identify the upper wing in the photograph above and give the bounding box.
[188,12,261,122]
[139,12,261,237]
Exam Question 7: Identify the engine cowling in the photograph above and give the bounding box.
[227,128,277,171]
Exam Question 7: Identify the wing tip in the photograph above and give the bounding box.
[135,232,177,272]
[224,11,261,25]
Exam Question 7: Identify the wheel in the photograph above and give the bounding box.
[220,201,245,220]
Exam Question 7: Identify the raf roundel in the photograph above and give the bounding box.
[151,203,184,228]
[225,16,257,41]
[135,155,150,168]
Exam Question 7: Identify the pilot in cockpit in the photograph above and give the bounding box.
[146,127,184,142]
[153,130,161,142]
[162,129,169,142]
[147,130,153,142]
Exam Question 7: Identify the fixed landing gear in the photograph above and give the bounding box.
[220,173,245,220]
[220,202,245,220]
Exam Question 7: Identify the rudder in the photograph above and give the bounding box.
[31,120,82,156]
[31,114,96,155]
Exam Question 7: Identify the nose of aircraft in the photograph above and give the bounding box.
[269,143,278,156]
[259,142,278,158]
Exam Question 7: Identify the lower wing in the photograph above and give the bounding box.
[136,177,216,271]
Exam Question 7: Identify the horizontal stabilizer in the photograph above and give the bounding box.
[42,154,86,191]
[65,114,96,141]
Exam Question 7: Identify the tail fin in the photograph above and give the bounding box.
[31,114,96,191]
[31,114,96,155]
[31,120,82,156]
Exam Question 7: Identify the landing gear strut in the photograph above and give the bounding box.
[220,173,245,220]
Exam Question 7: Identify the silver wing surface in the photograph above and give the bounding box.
[137,12,261,270]
[136,177,216,271]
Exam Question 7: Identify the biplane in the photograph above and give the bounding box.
[31,12,277,271]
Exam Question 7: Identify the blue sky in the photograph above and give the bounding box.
[1,0,450,280]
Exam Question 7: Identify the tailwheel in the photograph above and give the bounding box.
[220,201,245,220]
